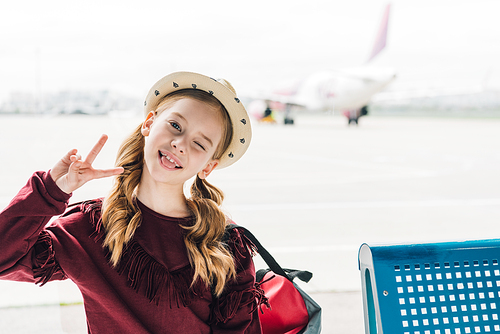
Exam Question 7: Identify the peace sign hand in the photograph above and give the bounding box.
[51,134,124,194]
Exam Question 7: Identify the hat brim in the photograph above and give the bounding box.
[143,72,251,169]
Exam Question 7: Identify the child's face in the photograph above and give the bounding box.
[141,98,223,187]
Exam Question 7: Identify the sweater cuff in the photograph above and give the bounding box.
[44,170,72,203]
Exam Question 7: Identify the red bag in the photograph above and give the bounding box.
[258,271,309,334]
[228,225,322,334]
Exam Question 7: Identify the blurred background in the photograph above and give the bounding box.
[1,0,500,115]
[1,0,500,333]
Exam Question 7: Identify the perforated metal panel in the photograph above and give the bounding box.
[359,239,500,334]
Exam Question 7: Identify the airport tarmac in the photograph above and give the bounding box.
[1,112,499,333]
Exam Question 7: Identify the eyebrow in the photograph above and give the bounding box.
[172,112,214,147]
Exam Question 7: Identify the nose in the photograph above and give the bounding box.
[171,139,186,154]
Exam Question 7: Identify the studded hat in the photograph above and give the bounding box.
[143,71,252,169]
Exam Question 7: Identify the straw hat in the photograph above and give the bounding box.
[143,71,252,169]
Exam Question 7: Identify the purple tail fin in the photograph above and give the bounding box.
[367,3,391,63]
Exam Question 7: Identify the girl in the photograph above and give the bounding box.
[0,72,264,333]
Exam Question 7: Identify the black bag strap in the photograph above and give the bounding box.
[227,225,312,283]
[256,268,313,283]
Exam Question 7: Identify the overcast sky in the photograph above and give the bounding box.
[1,0,499,103]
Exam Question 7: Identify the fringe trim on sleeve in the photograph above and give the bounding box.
[225,226,258,260]
[32,231,67,286]
[209,283,270,324]
[80,199,201,307]
[79,199,106,242]
[209,226,269,324]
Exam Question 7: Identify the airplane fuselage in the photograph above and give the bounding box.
[290,67,397,112]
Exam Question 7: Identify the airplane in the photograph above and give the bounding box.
[249,3,397,126]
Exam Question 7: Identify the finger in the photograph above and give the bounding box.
[92,167,124,180]
[70,154,82,162]
[69,160,82,174]
[85,134,108,165]
[62,149,78,163]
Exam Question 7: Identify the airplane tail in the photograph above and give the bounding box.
[366,3,391,63]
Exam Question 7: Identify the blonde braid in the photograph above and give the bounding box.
[101,124,144,266]
[184,176,236,297]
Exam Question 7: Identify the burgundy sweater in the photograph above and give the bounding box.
[0,171,264,333]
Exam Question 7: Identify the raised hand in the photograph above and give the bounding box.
[51,134,124,194]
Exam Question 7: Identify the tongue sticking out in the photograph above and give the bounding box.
[160,155,178,169]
